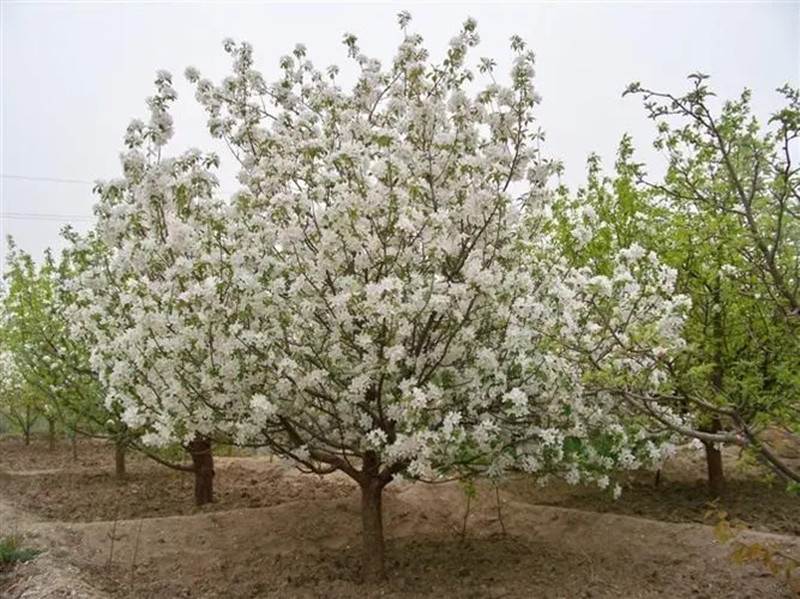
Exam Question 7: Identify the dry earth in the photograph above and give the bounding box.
[1,437,798,598]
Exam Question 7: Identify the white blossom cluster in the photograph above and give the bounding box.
[0,350,24,394]
[70,18,687,490]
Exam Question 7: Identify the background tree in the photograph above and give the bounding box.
[1,238,123,461]
[1,238,139,468]
[0,349,42,445]
[614,75,800,494]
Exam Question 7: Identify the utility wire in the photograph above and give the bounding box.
[0,212,94,223]
[0,173,239,219]
[0,174,96,185]
[0,174,96,223]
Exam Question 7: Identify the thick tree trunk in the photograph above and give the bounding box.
[23,428,31,446]
[703,417,725,498]
[47,418,56,451]
[114,438,127,479]
[359,449,390,582]
[187,436,214,506]
[360,478,386,582]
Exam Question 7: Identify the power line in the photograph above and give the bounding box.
[1,173,240,205]
[0,174,97,223]
[0,174,96,185]
[0,212,94,223]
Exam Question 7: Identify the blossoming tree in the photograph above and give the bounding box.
[76,14,690,579]
[67,68,239,504]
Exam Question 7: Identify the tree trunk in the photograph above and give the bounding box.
[360,477,386,582]
[114,438,127,479]
[359,449,389,582]
[48,418,56,451]
[705,443,724,498]
[703,417,725,498]
[24,406,33,445]
[187,436,214,506]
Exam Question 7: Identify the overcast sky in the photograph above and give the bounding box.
[1,1,798,269]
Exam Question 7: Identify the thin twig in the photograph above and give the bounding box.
[129,519,144,591]
[460,492,471,543]
[495,486,507,536]
[106,518,118,569]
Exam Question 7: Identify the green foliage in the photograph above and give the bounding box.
[553,134,655,276]
[0,536,41,568]
[787,480,800,497]
[460,477,478,502]
[583,75,800,487]
[0,347,43,439]
[154,442,192,463]
[1,236,130,445]
[647,77,798,460]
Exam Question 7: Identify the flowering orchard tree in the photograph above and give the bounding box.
[69,172,228,498]
[78,15,689,579]
[66,72,236,504]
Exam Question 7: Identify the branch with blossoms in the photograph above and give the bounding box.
[614,383,800,484]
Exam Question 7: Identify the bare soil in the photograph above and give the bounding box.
[1,435,798,598]
[0,439,353,522]
[504,444,800,536]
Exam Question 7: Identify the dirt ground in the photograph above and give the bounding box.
[1,436,798,598]
[504,448,800,536]
[0,440,354,522]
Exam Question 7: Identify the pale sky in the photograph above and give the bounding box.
[1,1,798,269]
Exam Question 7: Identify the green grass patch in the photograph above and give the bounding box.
[0,535,41,568]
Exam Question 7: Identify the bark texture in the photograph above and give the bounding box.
[187,436,215,506]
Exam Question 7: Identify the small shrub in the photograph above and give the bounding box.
[0,535,41,569]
